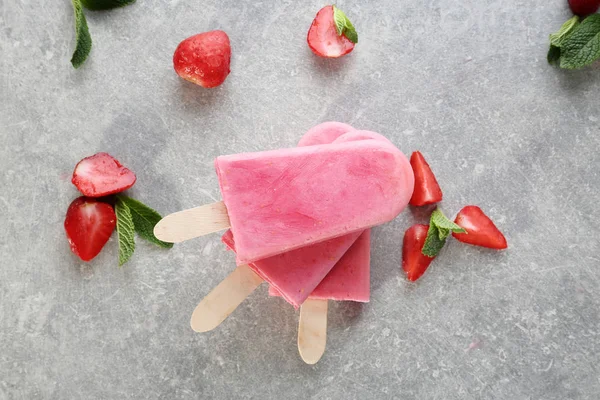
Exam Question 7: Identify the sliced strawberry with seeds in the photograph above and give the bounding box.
[307,5,357,58]
[72,152,136,197]
[402,224,436,281]
[64,197,116,261]
[452,206,507,249]
[409,151,443,207]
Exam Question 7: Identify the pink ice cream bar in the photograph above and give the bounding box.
[222,229,361,308]
[270,230,370,302]
[215,139,414,264]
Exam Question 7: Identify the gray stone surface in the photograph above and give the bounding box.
[2,0,600,398]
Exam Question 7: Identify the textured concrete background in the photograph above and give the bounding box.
[2,0,600,398]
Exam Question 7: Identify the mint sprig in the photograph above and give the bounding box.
[421,209,466,257]
[333,6,358,44]
[70,0,92,68]
[560,15,600,69]
[112,195,172,266]
[117,195,173,249]
[69,0,136,68]
[115,197,135,266]
[547,15,600,69]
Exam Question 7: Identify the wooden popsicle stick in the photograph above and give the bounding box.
[154,201,230,243]
[190,264,264,332]
[297,299,328,364]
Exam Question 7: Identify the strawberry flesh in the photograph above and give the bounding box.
[173,30,231,88]
[72,152,136,197]
[64,197,116,261]
[568,0,600,16]
[452,206,508,249]
[307,5,355,58]
[402,224,436,281]
[409,151,443,206]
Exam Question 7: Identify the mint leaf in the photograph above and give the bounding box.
[422,224,446,257]
[437,227,450,241]
[80,0,136,10]
[560,14,600,69]
[117,195,173,249]
[332,6,358,44]
[550,16,580,47]
[333,6,345,36]
[70,0,92,68]
[421,208,465,257]
[547,45,561,64]
[115,197,135,266]
[430,209,466,234]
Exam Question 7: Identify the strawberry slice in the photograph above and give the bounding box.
[402,224,436,281]
[64,197,116,261]
[409,151,443,206]
[72,152,136,197]
[307,5,357,58]
[452,206,507,249]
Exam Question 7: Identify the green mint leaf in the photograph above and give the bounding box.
[422,224,446,257]
[115,197,135,266]
[430,209,466,234]
[80,0,136,10]
[117,195,173,249]
[547,45,561,64]
[549,16,580,47]
[332,5,358,44]
[342,15,358,44]
[421,208,466,257]
[333,6,345,36]
[560,14,600,69]
[70,0,92,68]
[437,227,450,241]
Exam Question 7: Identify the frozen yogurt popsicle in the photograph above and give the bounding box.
[222,229,361,307]
[298,121,356,146]
[269,230,370,302]
[215,138,414,264]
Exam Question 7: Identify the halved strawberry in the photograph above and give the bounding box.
[307,5,357,58]
[409,151,443,206]
[72,152,136,197]
[452,206,507,249]
[64,197,116,261]
[402,224,436,281]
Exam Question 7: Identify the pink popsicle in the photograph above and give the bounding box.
[222,229,361,308]
[298,121,356,146]
[215,138,414,264]
[270,229,371,302]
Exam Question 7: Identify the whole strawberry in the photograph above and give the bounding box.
[569,0,600,16]
[173,30,231,88]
